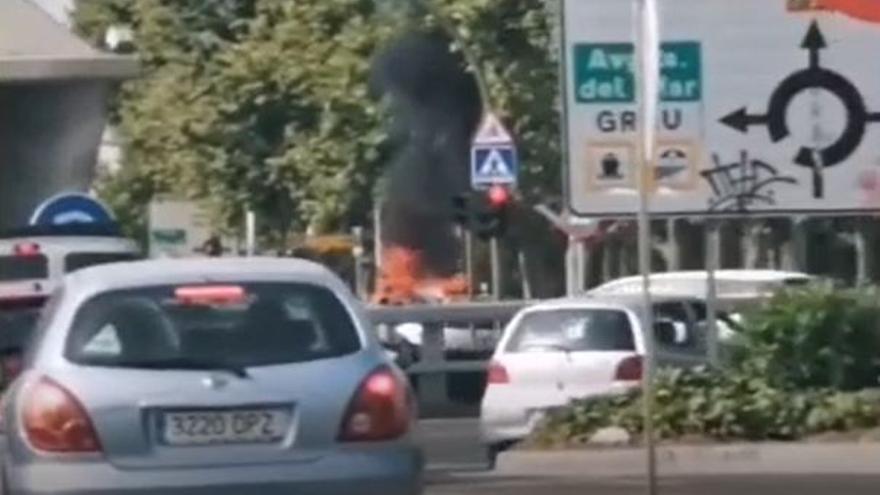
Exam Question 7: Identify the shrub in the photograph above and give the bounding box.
[737,287,880,390]
[533,368,880,446]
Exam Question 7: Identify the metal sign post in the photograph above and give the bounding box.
[634,1,660,494]
[491,237,502,300]
[470,113,519,302]
[705,221,721,366]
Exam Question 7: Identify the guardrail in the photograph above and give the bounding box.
[366,301,531,325]
[367,301,533,410]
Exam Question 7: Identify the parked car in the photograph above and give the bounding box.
[0,257,423,494]
[393,321,500,357]
[480,293,716,458]
[0,224,141,386]
[589,269,815,310]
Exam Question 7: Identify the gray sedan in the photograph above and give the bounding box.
[0,258,423,494]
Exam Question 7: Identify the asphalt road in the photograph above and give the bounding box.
[416,419,490,471]
[418,420,880,494]
[426,474,880,494]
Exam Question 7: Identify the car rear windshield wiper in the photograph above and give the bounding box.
[121,358,250,378]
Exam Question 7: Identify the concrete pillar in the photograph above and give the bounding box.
[0,81,112,229]
[854,219,876,286]
[741,220,761,269]
[789,218,809,272]
[565,236,578,296]
[418,322,448,411]
[574,240,586,293]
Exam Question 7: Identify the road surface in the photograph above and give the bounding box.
[417,419,489,471]
[427,474,880,494]
[417,419,880,494]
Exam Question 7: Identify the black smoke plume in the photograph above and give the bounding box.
[370,31,483,277]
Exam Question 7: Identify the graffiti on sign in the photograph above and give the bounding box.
[701,151,798,212]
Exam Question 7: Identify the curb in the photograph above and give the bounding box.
[496,443,880,477]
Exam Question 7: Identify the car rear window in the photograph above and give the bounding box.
[0,255,49,282]
[0,296,48,352]
[64,252,140,273]
[506,309,635,353]
[65,283,361,369]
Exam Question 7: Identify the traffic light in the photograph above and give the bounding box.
[475,186,510,240]
[451,193,471,226]
[450,187,511,240]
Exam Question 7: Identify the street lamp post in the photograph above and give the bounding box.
[634,0,660,494]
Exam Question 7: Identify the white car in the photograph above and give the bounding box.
[480,294,714,455]
[589,269,815,309]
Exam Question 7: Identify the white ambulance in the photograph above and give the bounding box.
[0,224,141,385]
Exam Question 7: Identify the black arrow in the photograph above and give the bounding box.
[719,107,768,133]
[802,20,827,69]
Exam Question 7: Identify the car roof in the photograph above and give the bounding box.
[521,292,703,313]
[62,257,345,296]
[0,236,138,253]
[597,270,812,286]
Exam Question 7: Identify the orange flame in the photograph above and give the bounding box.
[372,246,468,305]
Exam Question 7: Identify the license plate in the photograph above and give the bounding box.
[160,408,291,446]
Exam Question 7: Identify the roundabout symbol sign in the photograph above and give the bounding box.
[720,21,880,199]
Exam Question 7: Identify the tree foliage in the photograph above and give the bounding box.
[74,0,561,245]
[75,0,400,241]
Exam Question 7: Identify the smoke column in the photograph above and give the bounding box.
[370,31,483,277]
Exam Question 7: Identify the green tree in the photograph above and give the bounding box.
[75,0,398,244]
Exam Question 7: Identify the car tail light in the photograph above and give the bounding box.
[175,285,246,305]
[21,377,101,453]
[615,355,643,382]
[487,361,510,385]
[339,367,411,442]
[14,243,41,257]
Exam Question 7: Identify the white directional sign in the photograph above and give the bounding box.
[564,0,880,217]
[471,113,518,188]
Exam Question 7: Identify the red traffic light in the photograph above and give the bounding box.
[487,185,510,208]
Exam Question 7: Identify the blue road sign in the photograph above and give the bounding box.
[30,193,115,227]
[471,146,518,187]
[470,114,519,189]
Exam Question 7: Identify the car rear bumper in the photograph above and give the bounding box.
[5,447,423,495]
[480,383,636,445]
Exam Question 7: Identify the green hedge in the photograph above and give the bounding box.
[533,367,880,446]
[733,287,880,390]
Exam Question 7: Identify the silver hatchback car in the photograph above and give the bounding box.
[0,258,423,495]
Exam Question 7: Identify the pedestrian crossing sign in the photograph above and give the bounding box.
[471,113,519,188]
